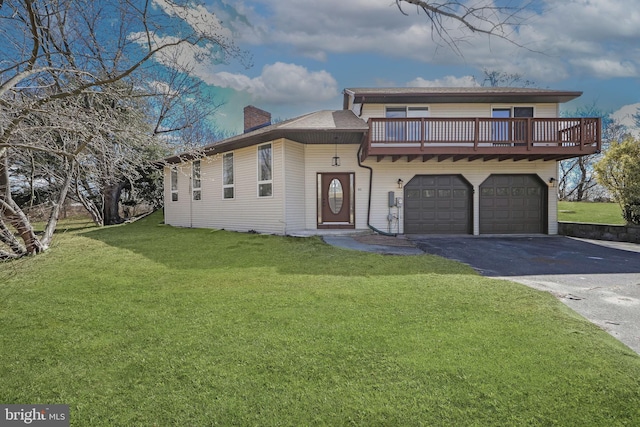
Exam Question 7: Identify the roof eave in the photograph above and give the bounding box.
[352,92,583,105]
[163,128,367,165]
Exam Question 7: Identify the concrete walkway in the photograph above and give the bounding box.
[322,234,423,255]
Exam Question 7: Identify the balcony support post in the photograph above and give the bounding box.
[474,118,479,151]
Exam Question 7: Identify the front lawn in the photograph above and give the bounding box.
[1,213,639,426]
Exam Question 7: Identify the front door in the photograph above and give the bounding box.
[317,173,354,229]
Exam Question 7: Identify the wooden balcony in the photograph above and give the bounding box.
[361,117,602,162]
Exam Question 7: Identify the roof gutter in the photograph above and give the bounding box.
[343,89,355,110]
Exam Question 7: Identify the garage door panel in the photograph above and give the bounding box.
[480,174,546,234]
[495,199,510,208]
[406,212,421,221]
[452,200,467,209]
[422,201,436,209]
[404,174,471,234]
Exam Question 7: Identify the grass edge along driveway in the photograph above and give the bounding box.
[1,213,639,426]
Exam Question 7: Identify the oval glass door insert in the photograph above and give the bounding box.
[328,178,344,214]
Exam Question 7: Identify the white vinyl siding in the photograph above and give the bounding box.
[360,103,559,121]
[283,140,306,232]
[164,139,286,234]
[164,164,192,227]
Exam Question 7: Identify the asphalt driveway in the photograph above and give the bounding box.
[412,235,640,354]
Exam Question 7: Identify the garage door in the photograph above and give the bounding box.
[479,174,546,234]
[404,175,472,234]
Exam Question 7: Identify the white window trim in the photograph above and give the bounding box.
[170,167,178,202]
[257,143,273,198]
[385,105,430,117]
[192,160,201,201]
[222,152,235,200]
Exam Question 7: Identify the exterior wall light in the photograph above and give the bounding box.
[332,143,340,166]
[397,178,404,189]
[548,177,556,187]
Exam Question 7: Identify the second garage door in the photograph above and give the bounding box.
[479,174,546,234]
[404,175,472,234]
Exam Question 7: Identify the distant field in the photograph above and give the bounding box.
[558,201,625,225]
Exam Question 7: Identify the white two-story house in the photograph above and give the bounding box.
[164,87,601,236]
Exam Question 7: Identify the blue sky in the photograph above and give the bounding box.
[154,0,640,134]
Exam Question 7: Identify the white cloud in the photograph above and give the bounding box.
[570,58,638,79]
[129,2,340,107]
[217,0,640,81]
[612,103,640,137]
[407,75,478,87]
[203,62,339,104]
[148,80,179,96]
[153,0,232,40]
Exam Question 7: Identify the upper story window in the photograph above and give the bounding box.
[385,106,430,141]
[223,152,234,199]
[192,160,201,201]
[257,143,272,197]
[170,168,178,202]
[385,106,430,118]
[492,107,534,143]
[491,106,534,118]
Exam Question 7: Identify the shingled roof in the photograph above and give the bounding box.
[164,110,368,164]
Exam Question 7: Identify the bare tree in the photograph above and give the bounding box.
[558,105,628,202]
[0,0,243,258]
[480,69,536,88]
[395,0,534,54]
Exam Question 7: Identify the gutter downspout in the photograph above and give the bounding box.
[357,143,397,237]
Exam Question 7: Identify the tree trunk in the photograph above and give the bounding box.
[40,160,75,248]
[0,152,44,256]
[103,181,126,225]
[575,158,587,201]
[0,216,26,259]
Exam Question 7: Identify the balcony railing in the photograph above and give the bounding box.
[363,117,602,161]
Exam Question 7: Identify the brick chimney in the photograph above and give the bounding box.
[244,105,271,133]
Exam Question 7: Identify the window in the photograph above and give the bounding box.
[513,107,533,143]
[257,143,272,197]
[223,152,234,199]
[492,108,511,143]
[492,107,534,144]
[386,106,429,141]
[170,168,178,201]
[385,107,406,141]
[407,107,429,141]
[192,160,201,201]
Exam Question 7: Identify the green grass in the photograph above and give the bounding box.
[558,201,626,225]
[1,212,639,426]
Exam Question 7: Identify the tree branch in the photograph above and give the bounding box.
[396,0,535,55]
